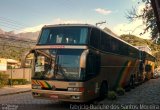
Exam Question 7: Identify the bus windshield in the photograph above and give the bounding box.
[32,49,83,81]
[38,27,89,45]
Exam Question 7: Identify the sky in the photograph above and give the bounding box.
[0,0,151,39]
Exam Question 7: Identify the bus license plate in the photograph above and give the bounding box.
[50,95,58,99]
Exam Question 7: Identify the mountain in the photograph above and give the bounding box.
[16,31,40,40]
[5,31,15,36]
[0,28,5,34]
[0,28,39,40]
[0,34,35,60]
[0,28,36,60]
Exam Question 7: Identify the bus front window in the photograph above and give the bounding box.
[55,50,81,80]
[32,49,83,81]
[38,27,89,45]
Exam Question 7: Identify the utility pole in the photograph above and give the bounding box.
[96,21,106,26]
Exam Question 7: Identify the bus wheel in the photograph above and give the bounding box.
[131,76,135,89]
[99,82,108,99]
[125,77,134,92]
[129,76,135,89]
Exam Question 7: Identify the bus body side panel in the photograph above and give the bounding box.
[100,52,140,90]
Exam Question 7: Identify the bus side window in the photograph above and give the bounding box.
[90,28,100,49]
[101,32,111,52]
[110,38,119,53]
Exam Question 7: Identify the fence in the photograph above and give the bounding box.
[5,68,31,82]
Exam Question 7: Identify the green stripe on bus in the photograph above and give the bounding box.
[44,81,52,88]
[114,61,129,88]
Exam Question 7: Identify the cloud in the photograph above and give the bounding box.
[112,4,151,39]
[52,18,85,24]
[17,24,45,33]
[17,18,94,33]
[113,19,151,39]
[95,8,112,15]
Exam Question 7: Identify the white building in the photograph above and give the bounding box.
[0,58,20,71]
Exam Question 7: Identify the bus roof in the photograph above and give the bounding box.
[42,24,95,28]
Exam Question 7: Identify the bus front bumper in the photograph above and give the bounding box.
[32,89,87,102]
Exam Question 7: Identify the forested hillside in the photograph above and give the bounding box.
[0,34,36,60]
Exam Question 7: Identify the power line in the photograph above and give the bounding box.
[0,16,30,27]
[0,16,32,32]
[0,24,22,31]
[0,20,25,29]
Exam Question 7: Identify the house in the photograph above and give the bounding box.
[0,58,20,71]
[7,59,20,69]
[136,46,152,54]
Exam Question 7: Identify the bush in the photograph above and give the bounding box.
[107,91,117,100]
[0,72,9,88]
[116,87,125,96]
[8,79,28,85]
[13,81,19,85]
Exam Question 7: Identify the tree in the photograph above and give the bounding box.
[126,0,159,40]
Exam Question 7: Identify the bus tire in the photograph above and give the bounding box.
[125,85,131,92]
[131,76,135,89]
[99,82,108,99]
[125,76,134,92]
[129,76,135,89]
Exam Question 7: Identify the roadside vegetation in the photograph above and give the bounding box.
[107,87,125,100]
[107,91,117,100]
[0,72,9,88]
[8,79,28,85]
[116,87,125,96]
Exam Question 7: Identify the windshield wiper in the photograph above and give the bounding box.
[54,56,69,81]
[54,64,69,81]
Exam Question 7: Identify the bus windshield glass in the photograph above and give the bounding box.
[32,49,83,81]
[38,27,89,45]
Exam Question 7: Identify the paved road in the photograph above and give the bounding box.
[0,92,71,110]
[0,78,160,110]
[101,78,160,104]
[0,92,98,110]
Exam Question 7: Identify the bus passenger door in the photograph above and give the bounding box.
[85,53,100,97]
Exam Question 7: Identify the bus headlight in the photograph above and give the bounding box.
[32,84,41,89]
[71,95,80,100]
[68,87,84,92]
